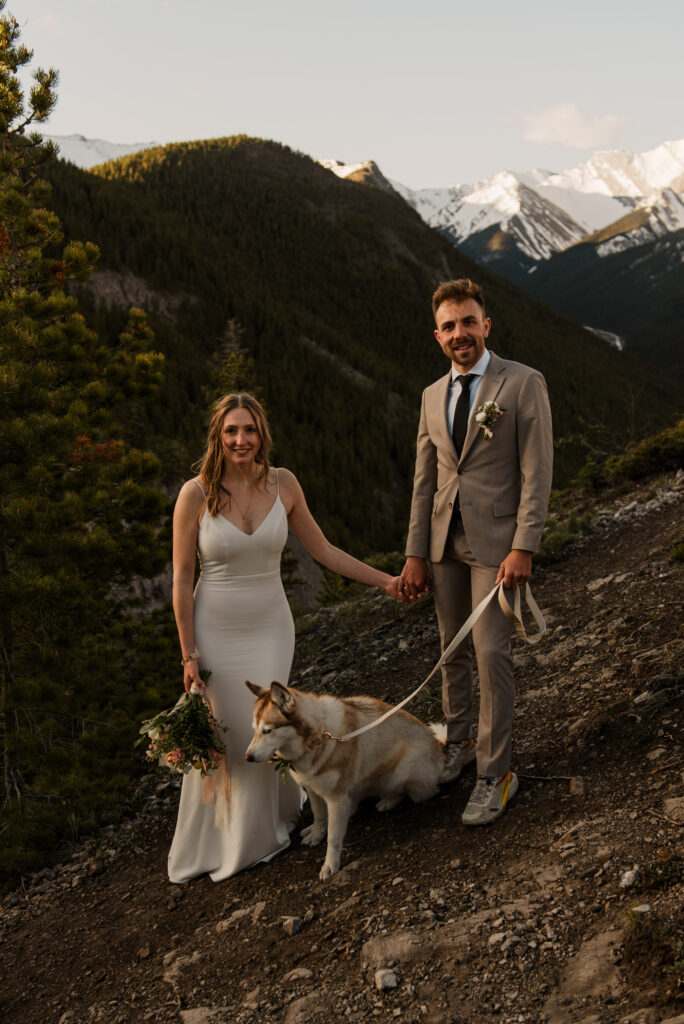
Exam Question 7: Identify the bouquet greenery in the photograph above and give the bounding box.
[138,681,227,777]
[270,754,293,783]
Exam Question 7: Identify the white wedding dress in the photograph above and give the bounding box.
[167,473,302,883]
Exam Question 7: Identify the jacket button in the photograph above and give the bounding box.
[448,502,453,509]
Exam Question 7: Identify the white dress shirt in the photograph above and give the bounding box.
[446,348,491,436]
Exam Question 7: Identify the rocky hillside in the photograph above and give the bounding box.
[1,472,683,1024]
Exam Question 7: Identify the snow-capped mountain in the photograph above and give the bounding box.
[544,139,684,198]
[44,133,156,169]
[319,158,399,196]
[593,188,684,256]
[323,142,684,378]
[392,170,622,262]
[322,140,684,269]
[321,158,372,181]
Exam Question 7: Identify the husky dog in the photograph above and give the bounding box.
[244,681,448,880]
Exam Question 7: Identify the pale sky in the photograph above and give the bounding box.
[14,0,684,188]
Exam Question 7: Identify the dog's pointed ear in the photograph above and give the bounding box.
[270,682,295,715]
[245,680,268,699]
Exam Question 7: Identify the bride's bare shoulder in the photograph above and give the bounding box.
[176,477,207,509]
[272,468,304,515]
[273,466,299,490]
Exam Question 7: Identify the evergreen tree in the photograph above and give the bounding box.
[0,2,168,877]
[43,133,682,552]
[204,318,266,407]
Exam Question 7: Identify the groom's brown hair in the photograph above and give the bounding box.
[432,278,486,318]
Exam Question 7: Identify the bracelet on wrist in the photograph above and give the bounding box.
[181,650,200,666]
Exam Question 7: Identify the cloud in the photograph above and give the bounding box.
[33,13,66,36]
[522,103,628,149]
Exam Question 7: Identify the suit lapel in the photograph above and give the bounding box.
[459,352,505,464]
[431,370,458,466]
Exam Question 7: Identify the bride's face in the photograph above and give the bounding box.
[221,408,261,467]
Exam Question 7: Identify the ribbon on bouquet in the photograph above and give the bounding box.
[323,580,546,744]
[189,683,232,827]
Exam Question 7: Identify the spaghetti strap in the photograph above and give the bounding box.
[275,468,280,498]
[192,478,207,498]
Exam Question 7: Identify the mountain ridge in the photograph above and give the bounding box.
[323,143,684,377]
[44,132,158,168]
[510,226,684,379]
[384,138,684,267]
[48,130,684,273]
[43,135,682,552]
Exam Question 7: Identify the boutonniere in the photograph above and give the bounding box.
[475,401,504,440]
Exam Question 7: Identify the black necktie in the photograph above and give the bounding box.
[452,374,474,458]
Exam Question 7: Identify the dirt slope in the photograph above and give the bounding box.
[2,473,683,1024]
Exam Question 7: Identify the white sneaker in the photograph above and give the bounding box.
[442,737,476,782]
[461,772,518,825]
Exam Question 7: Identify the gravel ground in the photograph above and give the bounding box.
[2,473,683,1024]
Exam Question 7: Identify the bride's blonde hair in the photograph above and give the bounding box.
[196,393,272,517]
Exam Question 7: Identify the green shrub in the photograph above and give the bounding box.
[623,906,684,1001]
[606,419,684,482]
[637,852,684,892]
[577,419,684,491]
[535,510,593,565]
[365,550,406,576]
[317,568,364,606]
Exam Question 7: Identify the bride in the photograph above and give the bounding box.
[168,392,402,882]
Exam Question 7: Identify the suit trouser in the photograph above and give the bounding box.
[431,522,514,779]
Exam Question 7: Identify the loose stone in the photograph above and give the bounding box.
[375,969,398,990]
[282,916,304,936]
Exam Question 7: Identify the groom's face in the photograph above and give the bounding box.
[434,298,491,373]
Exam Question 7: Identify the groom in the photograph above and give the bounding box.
[399,278,553,825]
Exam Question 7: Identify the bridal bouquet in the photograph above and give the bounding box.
[138,681,227,777]
[270,755,293,784]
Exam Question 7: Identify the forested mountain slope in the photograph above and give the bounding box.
[507,227,684,381]
[46,136,682,554]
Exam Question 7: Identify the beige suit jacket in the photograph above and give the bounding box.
[405,351,553,567]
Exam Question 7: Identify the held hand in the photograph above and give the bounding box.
[183,659,204,693]
[399,557,432,602]
[496,549,532,590]
[385,576,408,602]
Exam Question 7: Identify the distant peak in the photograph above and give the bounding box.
[318,158,399,197]
[43,133,157,169]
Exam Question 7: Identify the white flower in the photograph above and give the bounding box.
[474,401,504,440]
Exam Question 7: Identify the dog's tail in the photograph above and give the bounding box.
[431,723,461,785]
[429,722,447,744]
